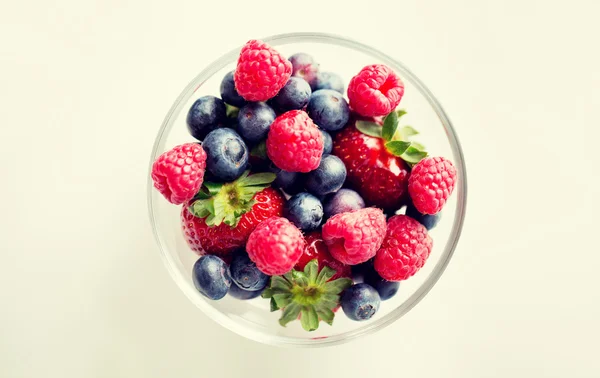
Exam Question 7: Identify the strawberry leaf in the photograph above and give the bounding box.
[323,277,353,294]
[225,103,239,118]
[399,125,418,139]
[396,109,407,118]
[292,270,309,287]
[203,182,223,196]
[271,276,292,291]
[385,140,412,156]
[270,297,279,312]
[300,306,319,331]
[273,293,292,308]
[262,287,274,298]
[410,141,426,150]
[355,120,383,138]
[279,303,301,327]
[382,111,399,142]
[303,259,319,284]
[315,266,336,285]
[401,145,428,164]
[238,172,276,187]
[316,306,335,326]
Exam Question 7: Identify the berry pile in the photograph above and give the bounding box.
[151,39,457,331]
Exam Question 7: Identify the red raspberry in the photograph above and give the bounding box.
[374,215,432,281]
[408,156,457,215]
[295,231,351,281]
[151,143,206,205]
[347,64,405,117]
[234,40,292,102]
[246,217,306,275]
[322,208,387,265]
[266,110,323,172]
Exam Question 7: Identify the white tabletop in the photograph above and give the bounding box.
[1,0,599,377]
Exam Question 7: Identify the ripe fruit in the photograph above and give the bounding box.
[305,154,347,196]
[202,128,249,181]
[186,96,227,140]
[151,143,207,205]
[340,283,381,321]
[283,192,324,232]
[307,89,350,131]
[322,207,387,265]
[363,269,400,300]
[230,251,269,291]
[237,102,276,143]
[268,162,305,195]
[234,40,292,102]
[228,283,264,300]
[289,53,319,86]
[374,215,433,281]
[347,64,404,117]
[271,77,312,112]
[220,71,247,108]
[312,71,344,93]
[295,231,351,281]
[266,110,323,173]
[192,255,231,300]
[246,217,305,275]
[408,156,457,215]
[323,188,365,220]
[405,203,440,230]
[320,129,333,155]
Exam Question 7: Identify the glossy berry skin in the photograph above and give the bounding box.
[307,89,350,131]
[295,231,351,281]
[229,251,269,291]
[364,269,400,300]
[350,259,374,282]
[340,283,381,321]
[283,192,323,232]
[374,215,433,281]
[151,143,207,205]
[323,188,365,220]
[289,53,319,86]
[305,155,347,197]
[333,121,410,211]
[408,157,457,215]
[246,217,306,275]
[320,129,333,155]
[237,102,276,143]
[186,96,227,141]
[322,208,387,265]
[347,64,404,117]
[312,71,344,93]
[234,40,292,102]
[228,283,264,300]
[181,187,285,257]
[220,71,247,108]
[268,162,305,195]
[192,255,231,300]
[271,77,311,112]
[405,203,440,230]
[266,110,323,173]
[202,128,249,181]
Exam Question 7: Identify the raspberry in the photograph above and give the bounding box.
[234,40,292,102]
[246,217,305,275]
[322,208,387,265]
[408,156,457,215]
[266,110,323,172]
[151,143,206,205]
[374,215,432,281]
[347,64,404,117]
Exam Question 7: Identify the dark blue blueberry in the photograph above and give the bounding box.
[228,283,264,300]
[202,128,249,181]
[323,188,365,220]
[230,251,269,291]
[269,162,305,195]
[289,53,319,85]
[186,96,227,141]
[364,270,400,301]
[305,155,347,196]
[405,203,441,230]
[351,259,374,283]
[340,283,381,321]
[271,77,312,112]
[283,192,323,232]
[192,255,231,300]
[320,129,333,155]
[220,71,247,108]
[312,72,344,93]
[237,103,276,143]
[307,89,350,131]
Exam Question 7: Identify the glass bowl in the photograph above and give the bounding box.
[147,32,467,347]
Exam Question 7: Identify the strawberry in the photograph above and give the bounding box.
[181,171,284,257]
[332,110,428,211]
[295,231,351,281]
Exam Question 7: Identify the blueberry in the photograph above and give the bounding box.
[320,128,333,155]
[271,77,312,112]
[283,192,323,232]
[406,203,441,230]
[228,283,264,300]
[351,259,374,283]
[341,283,381,321]
[230,251,269,291]
[220,71,247,108]
[237,103,276,143]
[312,72,344,94]
[192,255,231,300]
[269,162,305,195]
[289,53,319,84]
[305,155,347,196]
[186,96,227,141]
[307,89,350,131]
[323,188,365,220]
[202,128,249,181]
[364,270,400,301]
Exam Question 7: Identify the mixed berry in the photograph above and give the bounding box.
[151,39,458,331]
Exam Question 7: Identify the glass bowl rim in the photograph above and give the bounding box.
[147,31,468,348]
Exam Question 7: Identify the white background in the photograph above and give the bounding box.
[1,0,599,377]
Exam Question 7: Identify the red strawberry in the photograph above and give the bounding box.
[181,172,284,258]
[295,231,351,281]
